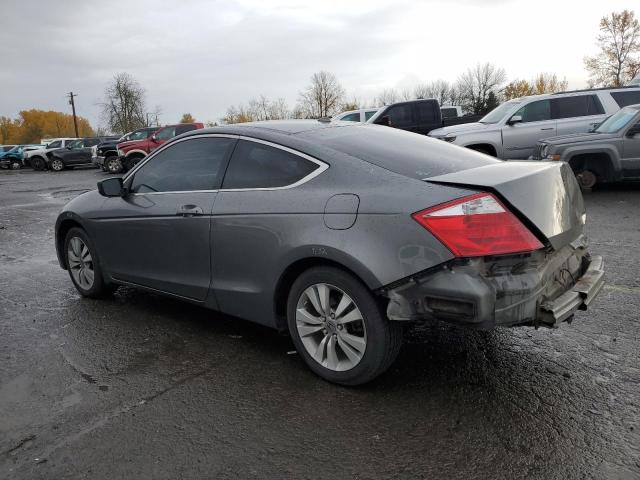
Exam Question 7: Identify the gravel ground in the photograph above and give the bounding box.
[0,168,639,480]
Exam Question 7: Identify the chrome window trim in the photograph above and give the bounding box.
[125,133,329,196]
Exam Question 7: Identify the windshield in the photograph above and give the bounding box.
[595,108,638,133]
[479,101,521,124]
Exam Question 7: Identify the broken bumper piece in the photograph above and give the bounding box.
[385,242,604,329]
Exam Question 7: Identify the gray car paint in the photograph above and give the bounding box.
[55,121,589,330]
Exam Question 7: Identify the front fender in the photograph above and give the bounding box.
[563,145,621,177]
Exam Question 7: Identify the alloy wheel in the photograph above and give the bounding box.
[578,170,597,189]
[67,237,94,290]
[295,283,367,371]
[51,159,64,171]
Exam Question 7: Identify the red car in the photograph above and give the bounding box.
[115,123,204,172]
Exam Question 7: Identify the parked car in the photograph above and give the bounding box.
[54,120,603,385]
[25,138,78,170]
[0,145,43,169]
[531,104,640,188]
[366,99,478,135]
[333,108,380,122]
[45,137,109,171]
[93,127,159,173]
[429,86,640,159]
[114,123,204,173]
[0,145,17,153]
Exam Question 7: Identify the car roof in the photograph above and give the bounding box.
[515,86,640,102]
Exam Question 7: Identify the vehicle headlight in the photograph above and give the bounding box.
[443,135,456,143]
[541,144,549,157]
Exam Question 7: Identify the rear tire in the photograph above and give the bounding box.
[63,227,116,298]
[287,266,403,386]
[50,158,65,172]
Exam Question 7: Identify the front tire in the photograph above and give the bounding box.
[287,266,403,386]
[31,156,46,170]
[106,156,123,174]
[64,227,115,298]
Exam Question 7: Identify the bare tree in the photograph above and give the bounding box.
[100,73,148,134]
[585,10,640,87]
[400,87,414,101]
[374,88,399,106]
[223,96,291,124]
[413,83,430,99]
[457,63,507,114]
[297,71,345,118]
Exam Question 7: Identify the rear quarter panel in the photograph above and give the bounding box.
[210,158,471,328]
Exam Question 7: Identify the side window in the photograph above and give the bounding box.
[364,110,377,121]
[155,126,176,140]
[130,137,235,193]
[222,140,319,189]
[340,113,360,122]
[587,95,605,115]
[380,104,414,127]
[610,91,640,108]
[551,96,590,119]
[514,100,551,123]
[417,101,438,122]
[176,124,197,135]
[84,138,100,147]
[47,140,61,149]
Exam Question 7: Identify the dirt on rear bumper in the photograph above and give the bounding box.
[384,236,604,329]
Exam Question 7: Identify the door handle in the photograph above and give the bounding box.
[540,127,554,131]
[177,204,204,217]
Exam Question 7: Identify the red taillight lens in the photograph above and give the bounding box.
[412,193,543,257]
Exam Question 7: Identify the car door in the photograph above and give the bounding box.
[622,121,640,174]
[93,135,237,301]
[552,95,606,136]
[211,139,327,326]
[501,99,555,159]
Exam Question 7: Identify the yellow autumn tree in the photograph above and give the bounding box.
[0,110,94,144]
[180,113,195,123]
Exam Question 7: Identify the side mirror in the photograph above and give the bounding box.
[150,134,158,142]
[97,177,124,197]
[377,115,391,127]
[626,127,640,138]
[508,115,523,125]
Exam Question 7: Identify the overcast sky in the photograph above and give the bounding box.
[0,0,632,129]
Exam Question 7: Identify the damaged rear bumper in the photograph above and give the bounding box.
[384,237,604,329]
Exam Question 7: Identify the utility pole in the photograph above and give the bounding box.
[67,92,79,137]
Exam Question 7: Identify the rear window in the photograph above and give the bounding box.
[417,101,438,122]
[610,90,640,108]
[301,125,498,180]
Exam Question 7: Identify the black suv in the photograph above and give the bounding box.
[46,137,113,171]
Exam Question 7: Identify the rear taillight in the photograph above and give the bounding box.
[412,192,543,257]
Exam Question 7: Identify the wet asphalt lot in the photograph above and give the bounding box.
[0,167,639,480]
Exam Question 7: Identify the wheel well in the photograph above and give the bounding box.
[568,153,614,181]
[126,152,145,159]
[467,144,497,157]
[273,257,377,330]
[57,219,83,269]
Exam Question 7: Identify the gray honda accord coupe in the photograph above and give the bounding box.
[55,120,604,385]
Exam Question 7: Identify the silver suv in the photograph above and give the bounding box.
[429,87,640,159]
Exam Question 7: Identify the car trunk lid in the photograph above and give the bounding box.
[425,161,585,250]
